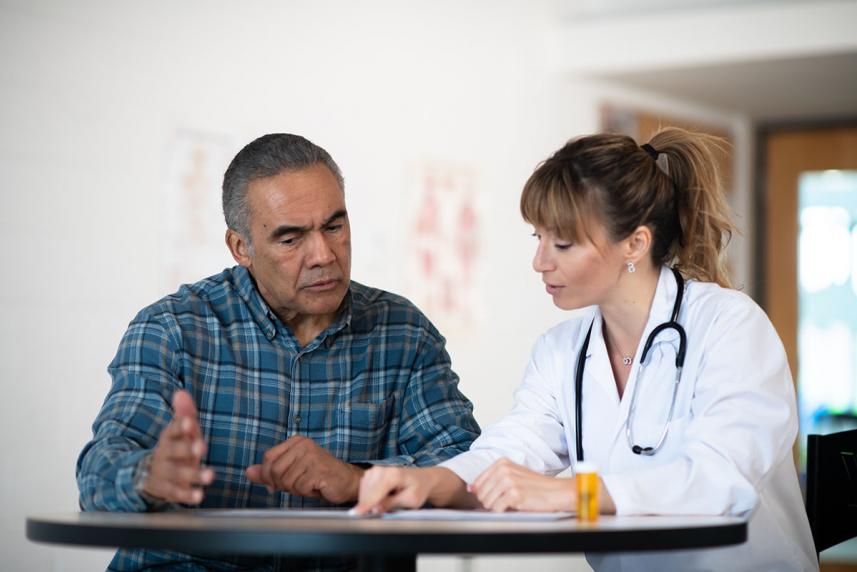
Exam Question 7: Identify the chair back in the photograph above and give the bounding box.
[806,428,857,553]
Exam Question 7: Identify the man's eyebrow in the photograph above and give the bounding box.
[269,224,309,241]
[323,209,348,227]
[267,210,348,241]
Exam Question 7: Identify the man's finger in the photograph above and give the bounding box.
[162,482,204,505]
[270,456,308,494]
[261,436,299,463]
[159,416,189,441]
[170,464,215,488]
[291,469,321,498]
[172,389,198,420]
[245,464,262,482]
[257,440,293,482]
[161,435,203,462]
[144,464,212,504]
[172,390,202,440]
[245,464,270,488]
[260,451,282,492]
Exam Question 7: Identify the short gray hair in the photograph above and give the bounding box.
[222,133,345,241]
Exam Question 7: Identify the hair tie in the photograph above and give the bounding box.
[643,143,670,177]
[642,142,682,245]
[641,143,659,160]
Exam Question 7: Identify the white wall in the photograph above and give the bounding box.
[0,1,836,571]
[0,1,586,570]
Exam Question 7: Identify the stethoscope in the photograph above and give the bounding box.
[574,267,687,462]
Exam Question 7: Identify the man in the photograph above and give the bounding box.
[76,134,481,570]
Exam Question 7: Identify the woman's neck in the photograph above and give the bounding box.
[600,264,661,369]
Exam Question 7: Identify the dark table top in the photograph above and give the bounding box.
[27,509,747,556]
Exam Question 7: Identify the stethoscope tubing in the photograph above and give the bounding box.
[574,268,687,462]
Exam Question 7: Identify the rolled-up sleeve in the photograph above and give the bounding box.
[76,312,182,512]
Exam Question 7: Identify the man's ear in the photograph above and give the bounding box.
[226,229,252,267]
[624,225,653,264]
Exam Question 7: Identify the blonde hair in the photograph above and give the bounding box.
[520,127,736,288]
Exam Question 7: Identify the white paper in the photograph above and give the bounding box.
[381,509,574,521]
[200,508,574,521]
[202,509,373,519]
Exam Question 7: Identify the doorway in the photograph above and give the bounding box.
[760,123,857,568]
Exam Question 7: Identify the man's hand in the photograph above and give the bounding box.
[141,390,214,504]
[469,458,575,513]
[245,436,364,504]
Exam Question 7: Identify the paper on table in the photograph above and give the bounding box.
[201,508,573,521]
[202,509,373,519]
[381,509,575,521]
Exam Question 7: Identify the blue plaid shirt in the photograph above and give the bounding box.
[77,266,479,570]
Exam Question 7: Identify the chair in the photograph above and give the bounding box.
[805,428,857,554]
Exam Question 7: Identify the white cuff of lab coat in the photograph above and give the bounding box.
[439,450,500,484]
[600,472,643,516]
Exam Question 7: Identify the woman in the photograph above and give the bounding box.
[355,128,817,571]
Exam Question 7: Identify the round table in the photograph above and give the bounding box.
[27,510,747,571]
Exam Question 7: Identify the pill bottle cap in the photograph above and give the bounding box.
[575,462,599,474]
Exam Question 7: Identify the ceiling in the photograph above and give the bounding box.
[598,50,857,122]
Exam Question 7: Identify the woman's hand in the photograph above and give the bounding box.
[352,466,434,515]
[353,466,474,515]
[470,458,575,513]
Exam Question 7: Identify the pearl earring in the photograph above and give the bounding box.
[627,261,636,274]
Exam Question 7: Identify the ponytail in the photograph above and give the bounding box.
[520,127,736,288]
[647,128,735,288]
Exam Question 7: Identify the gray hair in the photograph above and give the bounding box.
[222,133,345,242]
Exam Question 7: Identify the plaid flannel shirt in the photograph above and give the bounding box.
[76,266,479,570]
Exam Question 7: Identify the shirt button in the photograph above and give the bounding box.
[294,415,302,425]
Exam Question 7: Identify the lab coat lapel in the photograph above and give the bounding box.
[605,266,683,450]
[585,312,621,408]
[577,312,623,468]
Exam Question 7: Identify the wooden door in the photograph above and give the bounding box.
[762,126,857,381]
[763,124,857,568]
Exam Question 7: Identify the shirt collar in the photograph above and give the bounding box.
[230,265,354,347]
[232,265,278,340]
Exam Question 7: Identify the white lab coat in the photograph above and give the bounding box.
[441,266,818,572]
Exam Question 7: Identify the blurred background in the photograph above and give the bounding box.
[2,0,856,570]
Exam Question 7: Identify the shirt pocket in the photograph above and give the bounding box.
[329,397,394,462]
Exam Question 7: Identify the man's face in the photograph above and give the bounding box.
[228,163,351,324]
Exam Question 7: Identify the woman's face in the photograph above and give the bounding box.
[531,223,625,310]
